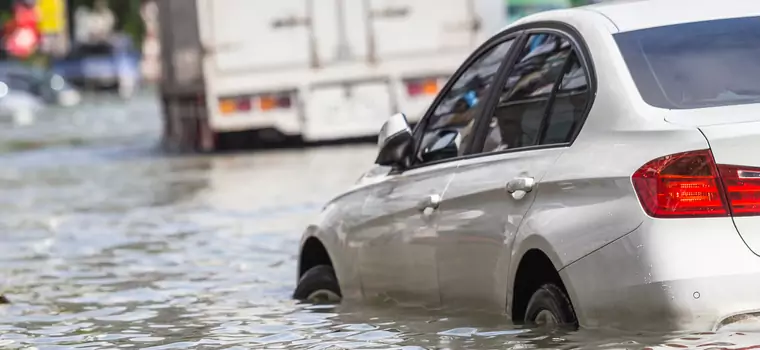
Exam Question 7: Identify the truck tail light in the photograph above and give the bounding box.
[405,78,440,97]
[218,96,251,115]
[257,93,292,111]
[632,149,760,218]
[219,92,292,115]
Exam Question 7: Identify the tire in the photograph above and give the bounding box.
[293,265,342,304]
[197,118,217,153]
[524,283,577,329]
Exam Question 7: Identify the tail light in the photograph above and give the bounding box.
[405,78,440,97]
[632,149,760,218]
[218,92,292,115]
[257,94,292,111]
[717,165,760,216]
[218,96,252,115]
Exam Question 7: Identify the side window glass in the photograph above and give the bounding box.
[481,33,573,153]
[540,52,589,144]
[416,38,515,164]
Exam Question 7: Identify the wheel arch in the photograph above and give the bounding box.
[298,234,335,279]
[508,235,574,323]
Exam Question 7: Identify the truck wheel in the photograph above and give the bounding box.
[293,265,341,304]
[197,117,217,152]
[524,283,577,328]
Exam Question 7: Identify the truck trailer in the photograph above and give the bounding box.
[157,0,507,152]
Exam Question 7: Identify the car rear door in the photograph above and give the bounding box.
[347,35,519,305]
[434,30,595,308]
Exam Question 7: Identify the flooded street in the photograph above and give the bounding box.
[0,92,759,349]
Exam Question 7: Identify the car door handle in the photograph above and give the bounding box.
[418,194,442,212]
[506,177,535,200]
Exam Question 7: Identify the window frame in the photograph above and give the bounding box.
[400,30,527,172]
[467,22,598,158]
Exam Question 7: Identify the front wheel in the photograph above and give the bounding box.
[524,283,577,329]
[293,265,342,304]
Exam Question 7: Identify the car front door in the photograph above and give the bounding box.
[350,35,520,305]
[434,29,595,310]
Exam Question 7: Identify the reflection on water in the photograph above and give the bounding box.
[2,93,760,348]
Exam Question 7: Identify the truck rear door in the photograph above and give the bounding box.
[367,0,480,61]
[203,0,314,73]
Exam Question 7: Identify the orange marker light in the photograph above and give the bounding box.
[219,99,236,115]
[259,96,277,111]
[422,79,439,95]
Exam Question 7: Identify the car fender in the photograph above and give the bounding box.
[297,192,368,301]
[506,233,565,316]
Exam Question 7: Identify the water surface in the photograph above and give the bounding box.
[0,92,758,349]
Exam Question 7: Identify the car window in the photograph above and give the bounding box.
[480,33,574,153]
[615,16,760,109]
[415,38,516,165]
[540,52,590,144]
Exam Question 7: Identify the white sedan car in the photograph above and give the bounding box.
[293,0,760,332]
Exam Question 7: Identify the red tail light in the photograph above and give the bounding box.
[632,150,729,218]
[633,149,760,218]
[717,165,760,216]
[237,98,252,112]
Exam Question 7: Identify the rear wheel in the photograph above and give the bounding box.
[524,283,577,329]
[293,265,341,304]
[197,117,217,152]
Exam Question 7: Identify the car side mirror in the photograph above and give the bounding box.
[375,113,413,168]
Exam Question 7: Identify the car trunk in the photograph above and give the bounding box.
[669,107,760,256]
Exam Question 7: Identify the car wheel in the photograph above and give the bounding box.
[293,265,342,304]
[524,283,577,328]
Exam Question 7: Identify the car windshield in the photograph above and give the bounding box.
[615,16,760,109]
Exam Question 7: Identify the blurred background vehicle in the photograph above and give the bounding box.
[50,33,140,98]
[0,0,606,152]
[156,0,509,153]
[0,60,81,106]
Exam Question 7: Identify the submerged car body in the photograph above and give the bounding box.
[295,0,760,332]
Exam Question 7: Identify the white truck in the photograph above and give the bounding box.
[157,0,507,152]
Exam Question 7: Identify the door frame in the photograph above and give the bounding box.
[395,20,598,177]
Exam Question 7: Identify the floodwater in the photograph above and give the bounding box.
[1,91,760,349]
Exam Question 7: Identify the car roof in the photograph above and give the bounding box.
[582,0,760,33]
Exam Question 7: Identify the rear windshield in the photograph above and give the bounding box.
[615,16,760,109]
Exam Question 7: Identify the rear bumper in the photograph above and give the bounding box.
[562,217,760,331]
[208,110,301,135]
